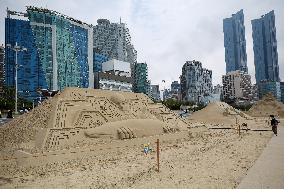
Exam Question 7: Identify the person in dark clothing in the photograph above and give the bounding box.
[7,110,13,119]
[270,115,280,136]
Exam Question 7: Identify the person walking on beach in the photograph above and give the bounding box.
[270,115,280,136]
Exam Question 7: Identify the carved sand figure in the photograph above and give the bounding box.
[0,88,186,153]
[0,88,280,188]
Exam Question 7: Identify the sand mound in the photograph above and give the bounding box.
[0,98,54,150]
[0,88,188,152]
[188,102,253,127]
[247,93,284,118]
[85,119,179,140]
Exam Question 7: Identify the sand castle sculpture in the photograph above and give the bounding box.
[0,88,187,153]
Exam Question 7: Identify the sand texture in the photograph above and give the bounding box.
[0,88,186,154]
[0,127,272,189]
[187,101,270,130]
[247,93,284,118]
[0,88,276,188]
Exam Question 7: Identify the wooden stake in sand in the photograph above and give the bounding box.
[238,124,241,136]
[156,139,160,172]
[235,117,241,136]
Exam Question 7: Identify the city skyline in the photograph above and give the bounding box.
[0,0,284,88]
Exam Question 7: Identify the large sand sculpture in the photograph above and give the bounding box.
[0,89,277,188]
[247,93,284,118]
[0,88,187,153]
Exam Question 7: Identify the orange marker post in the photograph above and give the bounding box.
[156,138,160,172]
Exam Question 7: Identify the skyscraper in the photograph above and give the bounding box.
[251,10,279,83]
[5,6,94,100]
[0,45,4,94]
[93,19,137,64]
[180,60,213,104]
[222,70,252,102]
[133,62,150,96]
[223,9,247,73]
[150,85,160,101]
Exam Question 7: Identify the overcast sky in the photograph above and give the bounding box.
[0,0,283,88]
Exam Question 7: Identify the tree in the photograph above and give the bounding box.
[0,86,33,110]
[162,99,182,110]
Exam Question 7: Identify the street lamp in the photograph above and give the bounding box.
[6,42,27,114]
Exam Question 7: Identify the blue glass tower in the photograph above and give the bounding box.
[251,10,279,83]
[93,52,109,73]
[5,7,94,101]
[223,9,247,73]
[5,18,47,100]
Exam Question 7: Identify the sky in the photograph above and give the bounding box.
[0,0,283,89]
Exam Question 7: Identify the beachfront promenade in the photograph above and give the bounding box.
[237,123,284,189]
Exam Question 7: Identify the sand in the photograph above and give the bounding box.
[0,88,276,188]
[247,93,284,118]
[0,88,186,154]
[187,101,270,130]
[0,127,273,188]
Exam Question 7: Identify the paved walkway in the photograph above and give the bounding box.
[237,123,284,189]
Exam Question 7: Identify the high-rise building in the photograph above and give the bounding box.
[5,7,94,100]
[210,84,223,102]
[133,62,150,96]
[258,81,281,101]
[150,85,160,101]
[180,60,213,104]
[251,84,259,101]
[223,9,248,73]
[0,45,4,94]
[171,81,181,93]
[251,10,279,83]
[169,81,181,101]
[93,19,137,64]
[280,82,284,103]
[93,53,109,73]
[222,70,252,102]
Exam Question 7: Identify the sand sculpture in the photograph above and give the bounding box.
[247,93,284,118]
[0,88,187,153]
[188,101,254,127]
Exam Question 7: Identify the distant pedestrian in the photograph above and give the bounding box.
[7,110,13,118]
[0,110,2,118]
[270,115,280,136]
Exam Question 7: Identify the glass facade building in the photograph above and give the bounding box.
[258,81,281,101]
[5,18,47,100]
[0,45,4,94]
[223,9,248,73]
[93,52,109,73]
[251,10,279,83]
[5,7,94,100]
[280,82,284,103]
[133,62,150,96]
